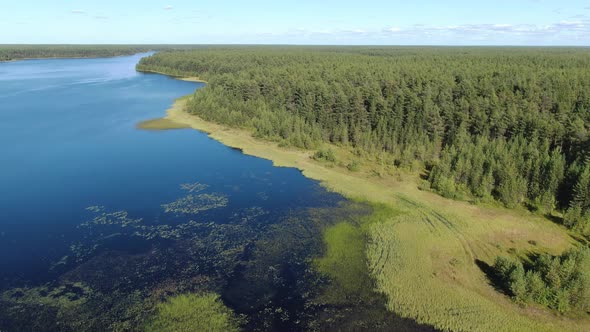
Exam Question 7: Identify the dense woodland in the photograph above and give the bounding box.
[137,47,590,235]
[494,248,590,313]
[0,45,152,61]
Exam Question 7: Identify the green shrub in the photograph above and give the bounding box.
[346,160,360,172]
[417,179,431,191]
[432,175,457,199]
[313,148,336,163]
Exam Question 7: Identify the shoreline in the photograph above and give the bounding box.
[151,78,587,331]
[135,68,208,83]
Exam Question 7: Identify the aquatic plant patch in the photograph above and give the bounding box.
[144,293,242,332]
[180,182,209,193]
[81,206,143,228]
[162,193,229,215]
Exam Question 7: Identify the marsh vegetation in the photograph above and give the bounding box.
[1,178,420,331]
[136,118,189,130]
[144,293,242,332]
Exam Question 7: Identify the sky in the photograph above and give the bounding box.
[1,0,590,45]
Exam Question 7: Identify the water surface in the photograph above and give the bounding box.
[0,53,335,279]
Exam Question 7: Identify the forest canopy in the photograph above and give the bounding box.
[137,47,590,234]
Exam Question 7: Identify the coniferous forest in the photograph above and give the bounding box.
[137,47,590,235]
[494,247,590,313]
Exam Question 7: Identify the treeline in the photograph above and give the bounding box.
[137,47,590,234]
[0,45,151,61]
[493,248,590,313]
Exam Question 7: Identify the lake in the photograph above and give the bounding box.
[0,54,433,331]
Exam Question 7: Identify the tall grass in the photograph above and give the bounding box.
[366,203,576,331]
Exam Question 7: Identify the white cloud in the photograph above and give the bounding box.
[384,26,402,33]
[164,5,173,10]
[342,29,367,35]
[380,19,590,38]
[258,18,588,45]
[70,10,86,15]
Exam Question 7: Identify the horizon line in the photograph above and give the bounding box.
[1,43,590,47]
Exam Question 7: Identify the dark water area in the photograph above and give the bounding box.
[0,54,434,331]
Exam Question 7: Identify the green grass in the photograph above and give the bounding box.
[310,199,571,331]
[369,211,540,331]
[144,293,241,332]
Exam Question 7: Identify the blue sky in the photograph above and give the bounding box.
[2,0,590,45]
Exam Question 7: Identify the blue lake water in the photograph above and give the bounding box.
[0,53,341,279]
[0,54,433,331]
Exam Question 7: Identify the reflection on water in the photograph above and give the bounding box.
[0,55,434,331]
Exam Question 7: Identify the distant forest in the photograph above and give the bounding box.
[0,45,158,61]
[150,48,588,235]
[0,45,243,62]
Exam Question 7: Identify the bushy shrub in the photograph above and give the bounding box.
[346,160,360,172]
[313,148,336,163]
